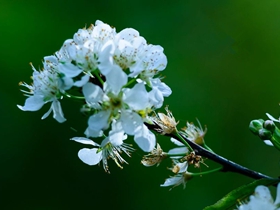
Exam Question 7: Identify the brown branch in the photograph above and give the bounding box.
[146,123,277,183]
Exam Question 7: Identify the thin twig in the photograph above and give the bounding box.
[146,123,276,182]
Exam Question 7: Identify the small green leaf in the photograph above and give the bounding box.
[271,128,280,151]
[203,178,279,210]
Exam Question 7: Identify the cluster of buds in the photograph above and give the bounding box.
[249,113,280,151]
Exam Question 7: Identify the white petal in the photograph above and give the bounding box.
[93,22,115,44]
[123,83,149,110]
[84,127,103,138]
[43,55,58,65]
[168,147,188,158]
[59,76,74,90]
[274,183,280,205]
[49,100,66,123]
[88,110,110,131]
[175,161,188,173]
[17,95,45,111]
[151,78,172,97]
[160,176,182,187]
[144,45,167,71]
[120,110,143,135]
[100,137,110,147]
[41,105,52,120]
[74,74,90,87]
[254,185,273,201]
[71,137,100,146]
[98,41,115,75]
[105,65,128,94]
[78,148,102,165]
[170,137,184,146]
[58,63,82,78]
[148,88,163,108]
[108,121,127,146]
[264,140,274,146]
[134,125,156,152]
[116,28,140,42]
[82,82,104,103]
[266,113,280,122]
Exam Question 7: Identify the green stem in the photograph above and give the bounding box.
[64,92,85,100]
[93,71,104,85]
[122,78,136,88]
[167,153,188,157]
[191,166,223,177]
[175,132,194,152]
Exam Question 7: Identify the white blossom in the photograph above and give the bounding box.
[71,121,133,173]
[141,143,167,167]
[57,20,117,87]
[83,77,155,151]
[160,160,191,190]
[238,183,280,210]
[17,56,66,123]
[19,19,172,171]
[181,120,207,145]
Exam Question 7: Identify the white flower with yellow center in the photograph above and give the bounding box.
[83,65,156,152]
[71,121,133,173]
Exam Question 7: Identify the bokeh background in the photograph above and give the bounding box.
[2,0,280,209]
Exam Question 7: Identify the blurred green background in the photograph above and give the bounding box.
[2,0,280,209]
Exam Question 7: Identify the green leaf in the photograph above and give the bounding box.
[203,178,279,210]
[271,127,280,151]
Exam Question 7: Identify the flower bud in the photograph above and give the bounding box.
[258,128,272,140]
[263,120,275,132]
[249,119,264,135]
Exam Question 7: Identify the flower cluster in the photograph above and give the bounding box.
[19,19,279,210]
[18,20,171,172]
[238,184,280,210]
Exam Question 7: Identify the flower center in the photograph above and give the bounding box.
[110,97,122,108]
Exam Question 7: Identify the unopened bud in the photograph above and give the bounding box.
[263,120,275,132]
[258,128,272,140]
[249,119,264,135]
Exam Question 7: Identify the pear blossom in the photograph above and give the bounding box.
[71,121,133,173]
[238,183,280,210]
[112,29,167,78]
[56,20,117,88]
[147,79,172,108]
[160,160,192,190]
[152,107,178,134]
[17,56,66,123]
[141,143,167,167]
[56,20,169,92]
[180,119,207,145]
[83,75,156,152]
[19,19,172,172]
